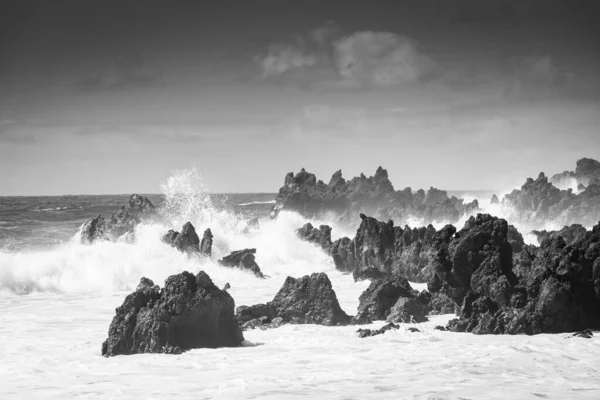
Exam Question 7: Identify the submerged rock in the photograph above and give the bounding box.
[357,322,399,338]
[218,249,265,278]
[101,271,244,357]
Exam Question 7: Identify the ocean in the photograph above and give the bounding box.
[1,172,599,399]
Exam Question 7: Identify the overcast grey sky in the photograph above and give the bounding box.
[1,0,599,195]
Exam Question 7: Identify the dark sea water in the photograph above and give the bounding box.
[0,193,276,251]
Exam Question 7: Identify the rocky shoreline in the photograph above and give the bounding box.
[97,158,600,356]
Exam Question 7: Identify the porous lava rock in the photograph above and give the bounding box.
[101,272,244,356]
[218,249,265,278]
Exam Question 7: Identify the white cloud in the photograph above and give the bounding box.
[257,25,437,88]
[333,32,437,86]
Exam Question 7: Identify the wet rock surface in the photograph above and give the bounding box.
[296,223,333,251]
[218,249,265,278]
[238,273,351,328]
[357,322,399,338]
[354,277,428,323]
[162,222,201,255]
[101,272,244,357]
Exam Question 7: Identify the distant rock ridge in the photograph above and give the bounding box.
[270,167,479,227]
[501,159,600,228]
[551,157,600,189]
[81,194,155,244]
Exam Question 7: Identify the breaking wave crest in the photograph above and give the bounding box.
[0,169,354,301]
[0,168,593,297]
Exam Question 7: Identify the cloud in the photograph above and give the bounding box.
[503,54,575,99]
[333,32,438,86]
[257,24,437,88]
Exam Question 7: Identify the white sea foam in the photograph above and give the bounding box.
[238,200,277,206]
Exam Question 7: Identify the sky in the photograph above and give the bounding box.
[1,0,599,195]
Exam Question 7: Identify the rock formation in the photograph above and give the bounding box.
[200,228,213,256]
[329,214,456,282]
[502,158,600,228]
[438,215,600,335]
[162,222,200,254]
[271,167,479,227]
[357,322,399,338]
[218,249,265,278]
[551,157,600,189]
[101,271,244,356]
[532,224,588,246]
[236,272,351,328]
[354,277,429,324]
[81,194,155,244]
[296,223,332,251]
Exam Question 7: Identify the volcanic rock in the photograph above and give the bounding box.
[357,322,399,338]
[532,224,588,246]
[101,271,244,356]
[296,223,333,251]
[443,216,600,335]
[354,277,428,323]
[200,228,213,256]
[218,249,265,278]
[268,272,351,326]
[162,222,200,254]
[271,167,481,227]
[81,194,155,244]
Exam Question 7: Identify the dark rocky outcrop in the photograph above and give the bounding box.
[81,194,155,244]
[354,277,429,323]
[238,273,351,328]
[442,215,600,335]
[200,228,213,256]
[508,225,525,253]
[296,223,333,251]
[162,222,201,255]
[331,214,455,282]
[532,224,588,246]
[218,249,265,278]
[269,273,351,326]
[271,167,479,227]
[101,272,244,357]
